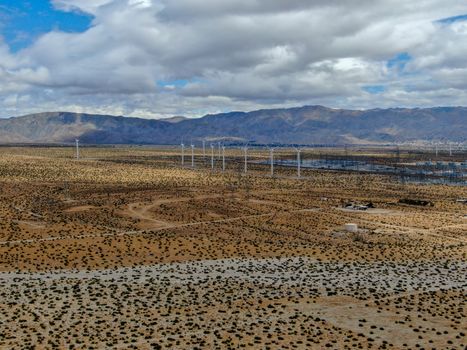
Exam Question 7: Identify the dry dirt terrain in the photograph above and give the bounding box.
[0,146,465,349]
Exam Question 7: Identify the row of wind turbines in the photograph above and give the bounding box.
[73,137,300,176]
[179,141,303,177]
[72,138,464,180]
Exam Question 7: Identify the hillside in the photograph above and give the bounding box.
[0,106,465,144]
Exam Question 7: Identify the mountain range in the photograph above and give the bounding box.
[0,106,465,145]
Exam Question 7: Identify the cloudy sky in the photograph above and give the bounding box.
[1,0,467,118]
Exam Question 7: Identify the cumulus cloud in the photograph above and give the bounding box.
[1,0,467,118]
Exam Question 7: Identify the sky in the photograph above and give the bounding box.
[1,1,467,119]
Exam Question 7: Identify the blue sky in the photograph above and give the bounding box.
[0,0,93,52]
[387,52,412,71]
[363,85,385,95]
[437,14,467,24]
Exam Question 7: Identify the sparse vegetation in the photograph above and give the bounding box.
[0,146,465,349]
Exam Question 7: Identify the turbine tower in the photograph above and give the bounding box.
[243,145,248,174]
[202,140,206,159]
[296,148,301,178]
[191,143,195,168]
[222,145,226,172]
[75,139,80,160]
[181,142,185,167]
[210,143,214,170]
[269,147,274,177]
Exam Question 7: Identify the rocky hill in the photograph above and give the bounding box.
[0,106,465,145]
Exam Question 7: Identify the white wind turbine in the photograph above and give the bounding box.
[243,144,248,174]
[191,143,195,168]
[222,145,226,172]
[181,142,185,167]
[75,139,80,160]
[295,147,301,178]
[269,147,275,177]
[210,143,215,170]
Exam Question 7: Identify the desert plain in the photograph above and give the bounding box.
[0,146,465,349]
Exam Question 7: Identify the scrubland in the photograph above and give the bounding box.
[0,146,465,349]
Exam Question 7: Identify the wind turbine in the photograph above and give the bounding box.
[269,147,274,177]
[75,139,80,160]
[295,147,301,178]
[222,145,226,172]
[202,140,206,159]
[210,143,214,170]
[449,142,452,157]
[191,143,195,168]
[243,144,248,174]
[218,141,221,159]
[181,142,185,167]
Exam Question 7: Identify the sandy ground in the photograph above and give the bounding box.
[1,257,465,349]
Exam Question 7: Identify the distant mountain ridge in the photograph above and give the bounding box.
[0,106,465,145]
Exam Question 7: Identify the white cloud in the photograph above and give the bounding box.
[2,0,467,118]
[52,0,113,15]
[128,0,152,9]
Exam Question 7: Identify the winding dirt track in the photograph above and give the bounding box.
[0,204,320,246]
[3,190,465,245]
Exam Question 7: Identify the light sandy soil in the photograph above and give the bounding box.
[63,205,97,213]
[1,257,465,349]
